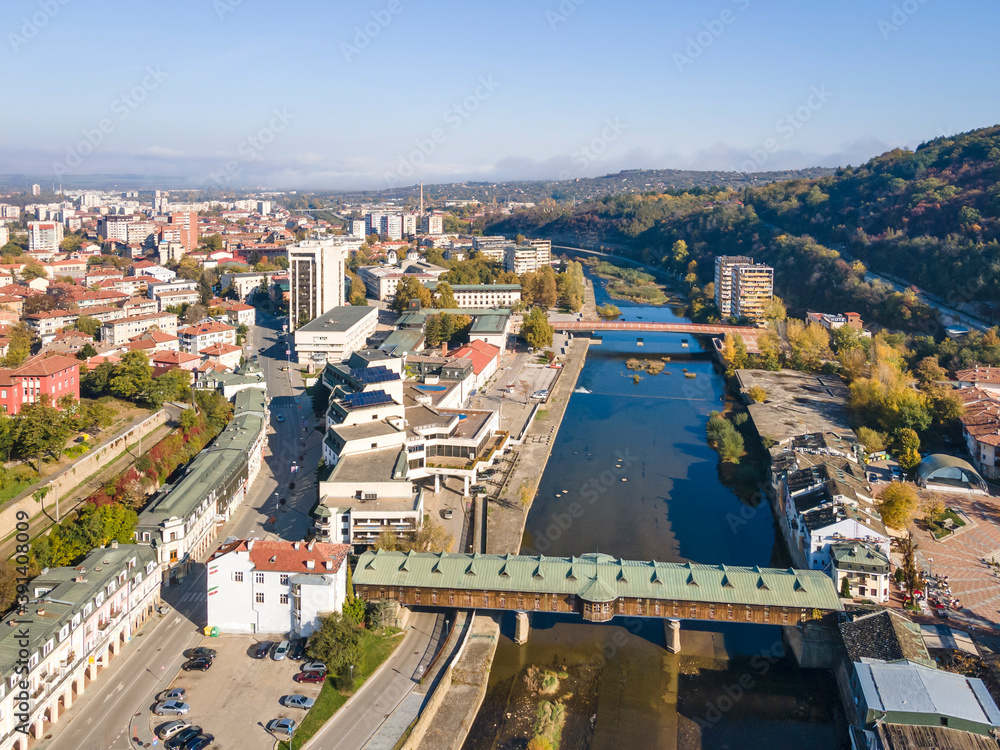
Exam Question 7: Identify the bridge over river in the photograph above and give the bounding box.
[354,551,843,647]
[551,320,758,336]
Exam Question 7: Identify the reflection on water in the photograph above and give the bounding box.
[463,267,843,750]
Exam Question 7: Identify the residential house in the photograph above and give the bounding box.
[177,321,236,355]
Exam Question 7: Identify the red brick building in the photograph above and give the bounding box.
[0,354,81,414]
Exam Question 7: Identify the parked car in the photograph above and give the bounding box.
[289,639,307,661]
[867,472,879,483]
[268,718,297,738]
[890,466,903,481]
[154,700,190,716]
[160,688,186,702]
[272,640,290,660]
[184,647,217,659]
[276,414,285,422]
[182,657,212,672]
[183,734,215,750]
[164,727,202,749]
[157,720,191,740]
[443,508,454,519]
[295,670,327,684]
[470,485,487,495]
[253,641,272,659]
[530,390,548,400]
[282,694,316,709]
[301,661,327,673]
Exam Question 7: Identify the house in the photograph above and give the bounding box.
[828,541,891,602]
[0,354,81,413]
[152,287,201,311]
[449,339,501,391]
[100,312,178,346]
[150,350,200,373]
[206,539,350,637]
[177,321,235,355]
[0,543,161,749]
[220,301,255,328]
[129,329,179,352]
[24,309,80,342]
[426,282,522,309]
[956,366,1000,395]
[958,388,1000,480]
[199,342,242,370]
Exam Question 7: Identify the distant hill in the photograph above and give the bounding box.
[484,125,1000,331]
[328,167,836,206]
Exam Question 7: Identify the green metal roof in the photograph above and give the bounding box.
[830,541,890,574]
[354,551,844,610]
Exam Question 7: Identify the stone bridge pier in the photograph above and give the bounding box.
[514,611,530,645]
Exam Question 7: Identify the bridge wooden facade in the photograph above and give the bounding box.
[353,551,843,627]
[550,320,759,336]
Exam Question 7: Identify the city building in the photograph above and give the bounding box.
[427,283,521,308]
[503,244,551,274]
[206,539,350,637]
[421,213,443,234]
[220,301,256,328]
[177,321,236,355]
[168,211,198,251]
[713,255,753,317]
[136,390,267,584]
[0,543,161,749]
[100,312,178,346]
[288,238,354,332]
[732,263,774,320]
[0,354,80,415]
[293,305,378,370]
[28,222,64,253]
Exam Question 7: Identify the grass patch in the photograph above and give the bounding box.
[926,507,967,539]
[278,627,402,750]
[535,409,549,420]
[0,475,38,507]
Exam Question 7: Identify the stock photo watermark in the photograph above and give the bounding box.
[207,107,295,186]
[557,117,628,181]
[341,0,403,62]
[213,0,244,21]
[52,66,169,176]
[546,0,585,30]
[738,85,833,172]
[8,0,72,52]
[673,0,751,73]
[878,0,932,40]
[383,75,501,187]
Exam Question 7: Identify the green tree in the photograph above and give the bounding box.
[307,611,363,684]
[74,315,100,337]
[21,261,46,281]
[521,307,554,349]
[110,351,153,401]
[895,428,921,470]
[434,281,458,309]
[0,560,18,613]
[393,276,434,312]
[877,482,917,529]
[3,322,35,368]
[77,342,98,360]
[180,407,198,430]
[856,427,886,453]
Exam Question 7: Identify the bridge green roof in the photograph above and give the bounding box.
[353,551,844,611]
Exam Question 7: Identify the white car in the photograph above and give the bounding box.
[301,661,327,673]
[157,720,191,740]
[273,640,289,661]
[153,700,190,716]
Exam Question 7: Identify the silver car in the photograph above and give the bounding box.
[268,718,297,737]
[282,694,315,709]
[157,720,191,740]
[273,640,290,661]
[153,700,190,716]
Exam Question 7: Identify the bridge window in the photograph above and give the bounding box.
[466,593,473,607]
[709,605,716,619]
[727,606,734,620]
[673,603,679,617]
[618,601,625,614]
[745,607,751,621]
[415,592,421,605]
[602,603,610,615]
[500,595,506,608]
[432,593,438,605]
[654,602,661,616]
[636,602,643,616]
[379,588,385,598]
[534,597,540,611]
[449,593,455,605]
[782,608,789,624]
[517,596,523,608]
[763,607,769,622]
[483,594,489,606]
[551,597,558,611]
[690,605,698,618]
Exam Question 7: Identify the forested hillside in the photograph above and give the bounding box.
[487,125,1000,330]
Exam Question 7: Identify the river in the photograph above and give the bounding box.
[463,265,844,750]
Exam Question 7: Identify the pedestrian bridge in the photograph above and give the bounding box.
[551,321,758,336]
[353,551,843,627]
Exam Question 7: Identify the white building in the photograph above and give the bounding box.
[293,305,378,370]
[380,214,403,241]
[177,321,236,354]
[349,219,366,239]
[0,544,161,749]
[288,238,360,331]
[421,214,443,234]
[431,283,521,308]
[100,312,178,346]
[206,539,350,637]
[28,221,64,252]
[503,245,551,274]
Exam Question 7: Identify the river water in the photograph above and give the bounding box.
[463,267,843,750]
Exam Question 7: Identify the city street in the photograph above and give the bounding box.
[35,311,321,750]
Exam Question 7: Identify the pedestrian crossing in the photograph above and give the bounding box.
[179,591,206,603]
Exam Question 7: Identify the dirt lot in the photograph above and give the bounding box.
[151,634,323,749]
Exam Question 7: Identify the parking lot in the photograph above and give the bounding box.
[153,635,323,749]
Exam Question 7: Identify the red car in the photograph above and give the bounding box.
[295,671,326,684]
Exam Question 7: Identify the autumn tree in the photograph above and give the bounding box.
[521,307,553,350]
[877,482,917,529]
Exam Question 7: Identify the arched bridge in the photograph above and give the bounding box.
[353,551,843,627]
[551,321,758,336]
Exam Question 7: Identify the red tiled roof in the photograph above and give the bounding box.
[151,350,199,365]
[450,339,501,376]
[84,355,122,369]
[200,343,241,357]
[246,540,349,574]
[957,367,1000,385]
[14,353,79,377]
[178,321,234,336]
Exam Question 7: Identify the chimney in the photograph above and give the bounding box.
[441,341,448,356]
[110,540,118,549]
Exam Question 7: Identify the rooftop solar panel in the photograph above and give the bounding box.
[343,390,394,408]
[350,366,398,385]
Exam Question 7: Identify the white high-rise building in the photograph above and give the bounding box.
[0,226,8,247]
[421,213,443,234]
[380,214,403,241]
[257,200,272,215]
[28,220,64,251]
[714,256,754,317]
[401,212,418,236]
[288,238,351,331]
[350,219,366,239]
[31,184,41,196]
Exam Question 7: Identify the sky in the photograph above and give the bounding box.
[2,0,999,190]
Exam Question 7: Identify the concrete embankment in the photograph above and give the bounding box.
[405,335,593,750]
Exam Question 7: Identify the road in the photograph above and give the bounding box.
[35,311,321,750]
[302,611,447,750]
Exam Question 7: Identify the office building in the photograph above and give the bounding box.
[293,305,378,369]
[503,244,551,274]
[287,238,349,331]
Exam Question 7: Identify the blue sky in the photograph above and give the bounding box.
[3,0,998,190]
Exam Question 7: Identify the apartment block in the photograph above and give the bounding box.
[503,244,551,274]
[100,312,178,346]
[288,238,350,331]
[28,222,64,253]
[713,255,753,317]
[732,263,774,321]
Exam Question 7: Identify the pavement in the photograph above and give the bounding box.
[33,311,322,750]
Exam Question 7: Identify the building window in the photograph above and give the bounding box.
[280,574,289,585]
[255,573,265,584]
[280,594,289,605]
[234,571,243,582]
[255,593,264,604]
